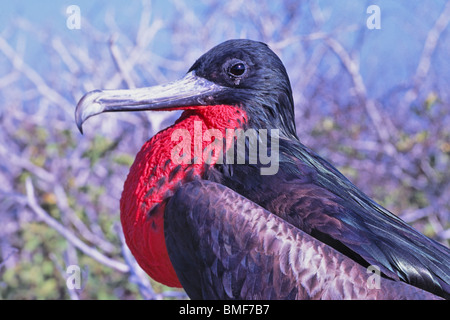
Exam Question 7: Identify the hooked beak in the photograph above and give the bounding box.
[75,72,225,133]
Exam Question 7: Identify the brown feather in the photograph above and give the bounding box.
[164,180,441,300]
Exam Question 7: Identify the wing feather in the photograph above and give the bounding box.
[164,180,440,300]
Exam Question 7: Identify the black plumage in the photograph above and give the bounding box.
[164,180,441,299]
[75,39,450,299]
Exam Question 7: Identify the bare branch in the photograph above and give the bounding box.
[0,35,73,116]
[24,177,129,273]
[403,1,450,107]
[324,37,398,155]
[109,35,136,89]
[0,248,18,270]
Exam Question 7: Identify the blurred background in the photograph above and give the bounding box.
[0,0,449,299]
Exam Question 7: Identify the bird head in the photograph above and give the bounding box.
[75,39,297,138]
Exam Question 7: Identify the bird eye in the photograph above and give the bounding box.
[229,62,246,76]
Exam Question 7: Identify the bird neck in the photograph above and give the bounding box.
[119,105,247,287]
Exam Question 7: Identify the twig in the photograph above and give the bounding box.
[53,184,117,254]
[49,253,80,300]
[0,35,73,116]
[0,143,55,183]
[0,248,18,270]
[324,37,398,157]
[109,35,136,89]
[414,1,450,87]
[115,223,157,299]
[402,1,450,108]
[24,177,129,273]
[116,223,188,300]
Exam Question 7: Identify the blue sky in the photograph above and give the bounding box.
[1,1,449,103]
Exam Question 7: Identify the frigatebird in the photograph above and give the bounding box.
[75,39,450,300]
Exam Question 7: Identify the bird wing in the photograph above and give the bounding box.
[286,141,450,299]
[163,180,441,300]
[214,138,450,299]
[246,139,450,298]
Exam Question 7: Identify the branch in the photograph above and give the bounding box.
[24,177,129,273]
[116,223,188,300]
[403,1,450,107]
[0,143,55,183]
[109,35,136,89]
[0,248,18,270]
[0,35,73,116]
[309,3,399,153]
[53,183,117,254]
[414,1,450,86]
[116,223,157,299]
[324,37,398,157]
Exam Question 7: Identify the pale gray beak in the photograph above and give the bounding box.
[75,72,226,133]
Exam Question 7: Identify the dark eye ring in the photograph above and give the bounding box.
[229,62,246,76]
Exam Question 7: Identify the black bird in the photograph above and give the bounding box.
[75,39,450,299]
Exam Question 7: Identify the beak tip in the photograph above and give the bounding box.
[77,123,84,135]
[75,106,85,134]
[74,91,105,135]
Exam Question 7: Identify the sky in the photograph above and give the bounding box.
[1,0,449,102]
